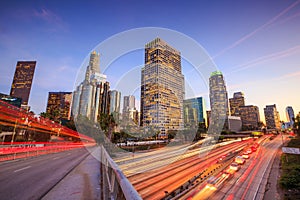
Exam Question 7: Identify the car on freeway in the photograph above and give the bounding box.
[217,155,226,162]
[206,172,232,190]
[235,156,245,164]
[246,149,252,154]
[252,143,259,149]
[242,154,250,159]
[229,162,241,171]
[251,146,257,152]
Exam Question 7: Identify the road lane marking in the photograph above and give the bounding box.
[53,157,60,160]
[14,166,31,173]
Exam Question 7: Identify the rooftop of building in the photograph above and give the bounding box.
[210,70,223,77]
[145,37,180,54]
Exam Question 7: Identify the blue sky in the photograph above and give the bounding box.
[0,0,300,122]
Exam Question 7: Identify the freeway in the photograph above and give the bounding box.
[0,147,92,200]
[184,134,286,200]
[116,138,255,200]
[211,135,285,200]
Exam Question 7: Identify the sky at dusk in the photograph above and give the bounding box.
[0,0,300,123]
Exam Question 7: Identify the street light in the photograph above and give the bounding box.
[11,119,18,145]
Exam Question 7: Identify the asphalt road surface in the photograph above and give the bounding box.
[0,147,91,200]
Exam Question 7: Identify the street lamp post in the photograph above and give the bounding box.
[11,119,18,145]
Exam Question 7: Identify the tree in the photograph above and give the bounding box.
[40,112,51,119]
[98,113,116,140]
[195,122,207,140]
[64,119,77,131]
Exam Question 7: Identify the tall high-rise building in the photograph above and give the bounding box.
[10,61,36,109]
[140,38,184,136]
[237,105,260,130]
[229,92,245,116]
[229,92,260,130]
[183,97,206,127]
[209,71,229,132]
[286,106,295,125]
[123,95,135,112]
[264,104,280,129]
[72,51,110,122]
[122,95,139,125]
[46,92,72,121]
[109,90,121,114]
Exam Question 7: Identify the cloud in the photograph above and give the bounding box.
[32,8,68,32]
[275,70,300,80]
[227,45,300,75]
[212,0,300,59]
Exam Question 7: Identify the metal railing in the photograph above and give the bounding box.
[100,145,142,200]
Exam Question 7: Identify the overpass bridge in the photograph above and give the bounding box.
[0,99,140,199]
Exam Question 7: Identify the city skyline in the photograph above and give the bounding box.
[1,1,300,122]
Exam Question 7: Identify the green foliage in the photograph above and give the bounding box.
[75,115,105,144]
[279,136,300,190]
[288,137,300,147]
[99,113,114,131]
[111,131,134,143]
[64,119,77,131]
[40,112,51,119]
[168,130,177,140]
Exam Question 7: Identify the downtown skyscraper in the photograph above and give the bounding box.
[264,104,281,129]
[286,106,295,126]
[46,92,73,121]
[10,61,36,110]
[123,95,135,113]
[229,92,245,116]
[209,71,229,132]
[109,90,121,114]
[229,92,260,130]
[140,38,184,137]
[183,97,206,127]
[72,51,110,123]
[123,95,139,125]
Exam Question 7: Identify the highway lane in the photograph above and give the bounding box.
[223,135,283,200]
[125,139,254,199]
[117,139,244,177]
[138,141,250,200]
[0,147,92,200]
[200,135,284,200]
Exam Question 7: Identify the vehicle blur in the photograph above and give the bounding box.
[235,156,246,164]
[229,162,241,171]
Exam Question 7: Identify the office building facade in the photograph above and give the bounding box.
[140,38,184,136]
[228,116,242,132]
[122,95,139,125]
[209,71,229,132]
[286,106,295,126]
[109,90,121,117]
[229,92,245,116]
[183,97,206,127]
[238,105,260,130]
[10,61,36,110]
[264,104,281,129]
[72,51,110,122]
[46,92,72,121]
[123,95,135,112]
